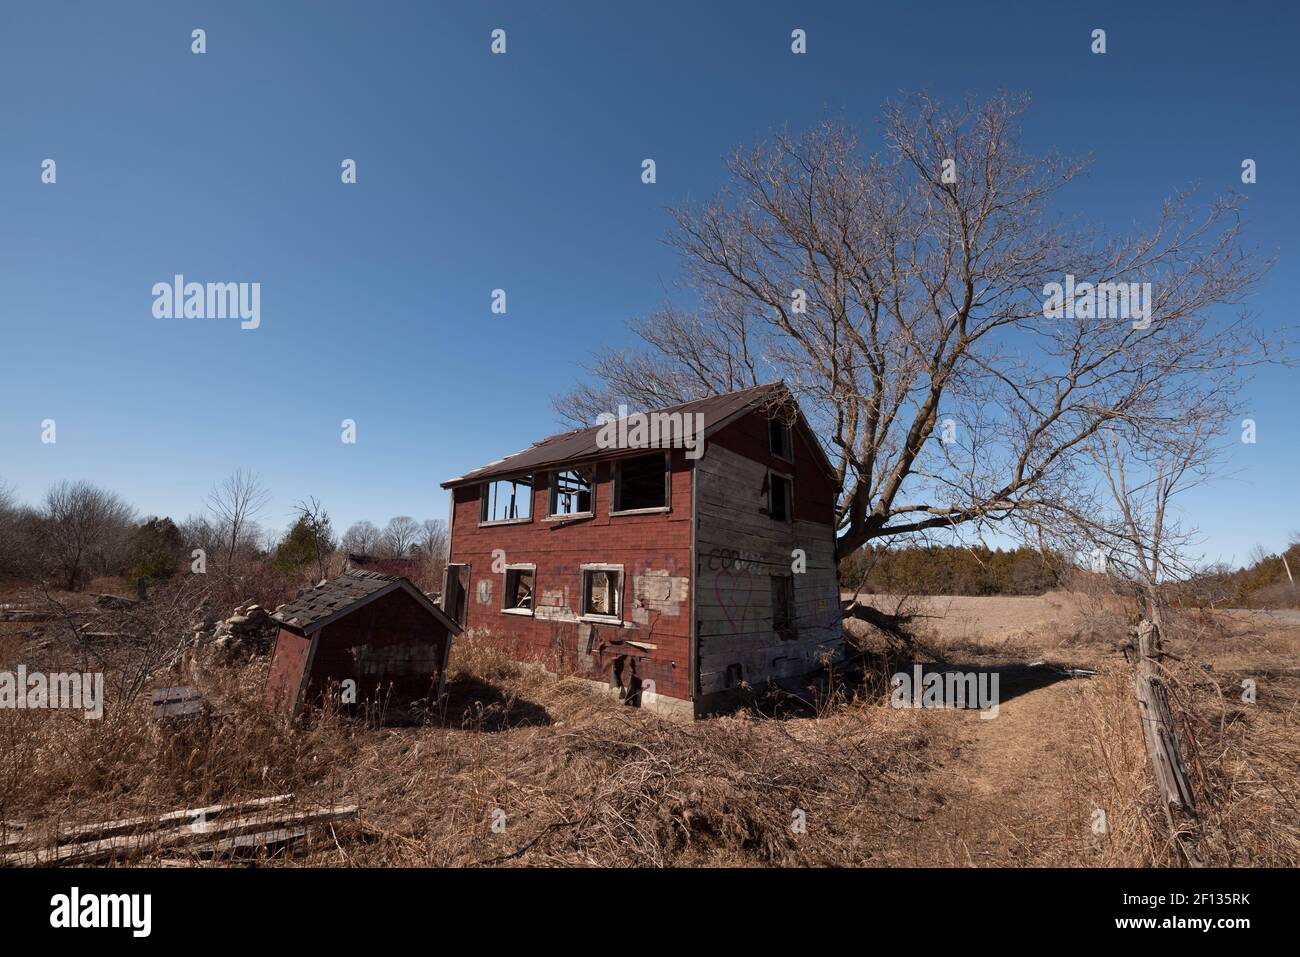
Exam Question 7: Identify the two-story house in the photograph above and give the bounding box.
[439,382,843,718]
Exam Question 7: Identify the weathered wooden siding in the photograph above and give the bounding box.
[694,442,841,697]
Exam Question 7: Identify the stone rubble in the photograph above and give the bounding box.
[196,603,280,661]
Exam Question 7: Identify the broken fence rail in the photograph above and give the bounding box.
[1134,618,1204,867]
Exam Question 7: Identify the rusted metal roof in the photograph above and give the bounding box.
[273,569,459,635]
[440,382,795,488]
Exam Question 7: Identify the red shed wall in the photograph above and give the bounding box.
[266,627,313,715]
[307,587,451,702]
[447,448,694,703]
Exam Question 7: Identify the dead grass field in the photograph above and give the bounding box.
[2,584,1297,867]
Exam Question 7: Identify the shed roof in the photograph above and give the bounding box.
[273,569,460,636]
[440,382,833,487]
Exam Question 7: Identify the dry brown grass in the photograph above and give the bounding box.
[0,632,950,867]
[4,585,1296,868]
[1044,610,1300,866]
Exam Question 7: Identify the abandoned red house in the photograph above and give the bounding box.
[440,382,843,718]
[265,569,461,717]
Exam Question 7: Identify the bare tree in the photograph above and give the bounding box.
[40,480,136,590]
[381,516,419,557]
[340,520,381,556]
[0,478,16,573]
[178,513,222,564]
[1076,420,1223,632]
[557,92,1270,577]
[416,518,449,590]
[0,477,37,577]
[205,468,270,568]
[417,518,448,561]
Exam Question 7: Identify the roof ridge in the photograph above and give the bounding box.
[523,381,782,448]
[441,380,790,488]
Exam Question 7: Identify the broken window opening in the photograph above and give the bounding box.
[480,475,534,523]
[503,566,534,614]
[769,417,794,461]
[614,453,667,512]
[549,466,594,517]
[771,575,796,637]
[769,472,791,522]
[581,566,623,620]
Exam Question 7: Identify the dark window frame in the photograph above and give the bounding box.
[770,574,796,638]
[769,417,794,462]
[611,452,671,515]
[767,469,793,522]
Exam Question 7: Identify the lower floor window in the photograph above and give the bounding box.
[771,574,796,636]
[503,566,534,613]
[582,565,623,620]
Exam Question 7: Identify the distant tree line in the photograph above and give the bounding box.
[1182,537,1300,609]
[839,544,1069,597]
[839,536,1300,608]
[0,472,448,594]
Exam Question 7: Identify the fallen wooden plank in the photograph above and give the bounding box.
[188,826,307,857]
[151,686,205,720]
[1,794,295,851]
[3,804,357,866]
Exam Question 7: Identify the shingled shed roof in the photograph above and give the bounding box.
[273,569,460,636]
[440,381,834,487]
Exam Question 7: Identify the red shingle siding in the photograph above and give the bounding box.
[310,587,450,697]
[448,449,694,701]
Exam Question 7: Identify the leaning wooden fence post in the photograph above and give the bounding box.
[1133,618,1204,867]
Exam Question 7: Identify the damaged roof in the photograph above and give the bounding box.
[273,569,459,635]
[441,382,829,487]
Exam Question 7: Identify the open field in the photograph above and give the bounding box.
[2,584,1298,867]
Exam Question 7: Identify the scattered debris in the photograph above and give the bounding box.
[0,605,55,623]
[0,794,357,866]
[151,686,204,720]
[206,604,279,660]
[1028,661,1097,678]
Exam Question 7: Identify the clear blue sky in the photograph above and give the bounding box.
[1,1,1296,565]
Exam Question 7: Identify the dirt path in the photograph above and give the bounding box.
[876,663,1087,865]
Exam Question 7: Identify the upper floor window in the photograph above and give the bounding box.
[480,475,533,523]
[769,418,794,461]
[612,453,668,513]
[549,466,594,518]
[768,471,791,522]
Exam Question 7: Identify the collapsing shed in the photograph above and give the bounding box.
[265,570,461,717]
